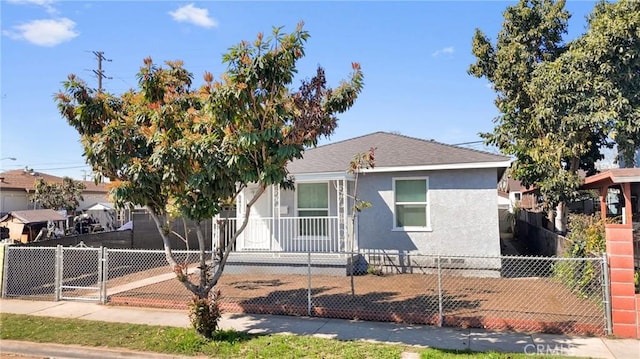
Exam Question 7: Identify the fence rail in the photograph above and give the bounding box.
[1,246,609,336]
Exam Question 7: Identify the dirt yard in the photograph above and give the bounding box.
[108,271,605,336]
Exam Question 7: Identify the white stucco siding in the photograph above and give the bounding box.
[1,190,109,214]
[356,168,501,257]
[0,191,31,213]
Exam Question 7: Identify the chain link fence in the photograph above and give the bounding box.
[1,246,609,336]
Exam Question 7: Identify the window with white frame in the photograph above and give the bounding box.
[297,182,329,236]
[393,178,430,230]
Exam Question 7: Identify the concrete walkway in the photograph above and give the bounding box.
[0,298,638,358]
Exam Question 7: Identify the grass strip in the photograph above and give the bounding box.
[0,313,571,358]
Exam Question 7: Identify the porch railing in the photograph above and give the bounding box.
[213,216,345,253]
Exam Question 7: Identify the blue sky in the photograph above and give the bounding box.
[1,0,598,180]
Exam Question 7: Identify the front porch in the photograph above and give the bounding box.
[212,176,356,254]
[212,216,352,253]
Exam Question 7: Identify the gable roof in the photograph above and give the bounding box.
[287,132,511,175]
[84,202,114,211]
[7,209,66,224]
[0,170,108,193]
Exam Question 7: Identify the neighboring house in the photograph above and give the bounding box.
[0,209,66,243]
[497,175,539,212]
[0,169,109,214]
[216,132,511,267]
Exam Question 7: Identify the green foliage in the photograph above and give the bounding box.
[188,290,222,339]
[469,0,640,225]
[553,214,605,298]
[635,270,640,294]
[565,214,606,256]
[31,176,86,212]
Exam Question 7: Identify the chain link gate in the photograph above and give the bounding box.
[55,245,107,303]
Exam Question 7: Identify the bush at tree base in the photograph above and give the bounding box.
[188,289,222,338]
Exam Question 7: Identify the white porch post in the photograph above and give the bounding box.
[336,177,350,253]
[344,178,353,251]
[335,180,341,252]
[236,191,244,251]
[271,184,280,251]
[211,214,219,262]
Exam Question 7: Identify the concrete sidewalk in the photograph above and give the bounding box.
[0,299,637,358]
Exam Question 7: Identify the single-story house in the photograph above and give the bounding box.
[0,169,109,214]
[0,209,66,243]
[215,132,511,271]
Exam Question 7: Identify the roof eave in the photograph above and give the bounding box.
[360,160,512,174]
[290,172,354,181]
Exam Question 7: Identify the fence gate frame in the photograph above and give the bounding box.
[54,245,107,303]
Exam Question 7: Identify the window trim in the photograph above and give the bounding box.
[295,181,330,239]
[295,181,330,215]
[392,177,431,232]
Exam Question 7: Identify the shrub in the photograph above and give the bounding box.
[553,214,605,298]
[188,289,222,338]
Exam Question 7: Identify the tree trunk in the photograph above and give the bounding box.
[555,201,567,234]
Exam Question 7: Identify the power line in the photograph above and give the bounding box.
[452,140,485,146]
[32,165,89,171]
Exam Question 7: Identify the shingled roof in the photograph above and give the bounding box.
[0,170,108,193]
[8,209,66,224]
[287,132,511,175]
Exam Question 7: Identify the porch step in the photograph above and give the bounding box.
[222,252,351,276]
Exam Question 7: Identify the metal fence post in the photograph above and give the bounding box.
[307,249,312,317]
[99,247,108,304]
[437,254,443,327]
[601,253,613,335]
[1,246,9,298]
[54,245,62,301]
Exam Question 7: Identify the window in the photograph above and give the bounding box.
[393,178,430,230]
[297,182,329,236]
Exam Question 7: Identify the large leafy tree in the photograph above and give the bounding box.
[577,0,640,165]
[469,0,640,232]
[56,23,363,337]
[469,0,574,231]
[32,177,86,213]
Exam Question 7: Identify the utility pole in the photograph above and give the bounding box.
[92,51,112,93]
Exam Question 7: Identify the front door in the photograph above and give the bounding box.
[239,185,272,250]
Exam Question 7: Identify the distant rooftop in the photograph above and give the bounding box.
[0,169,108,193]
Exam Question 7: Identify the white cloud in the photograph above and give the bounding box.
[3,18,78,47]
[432,46,455,57]
[169,4,217,28]
[7,0,58,14]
